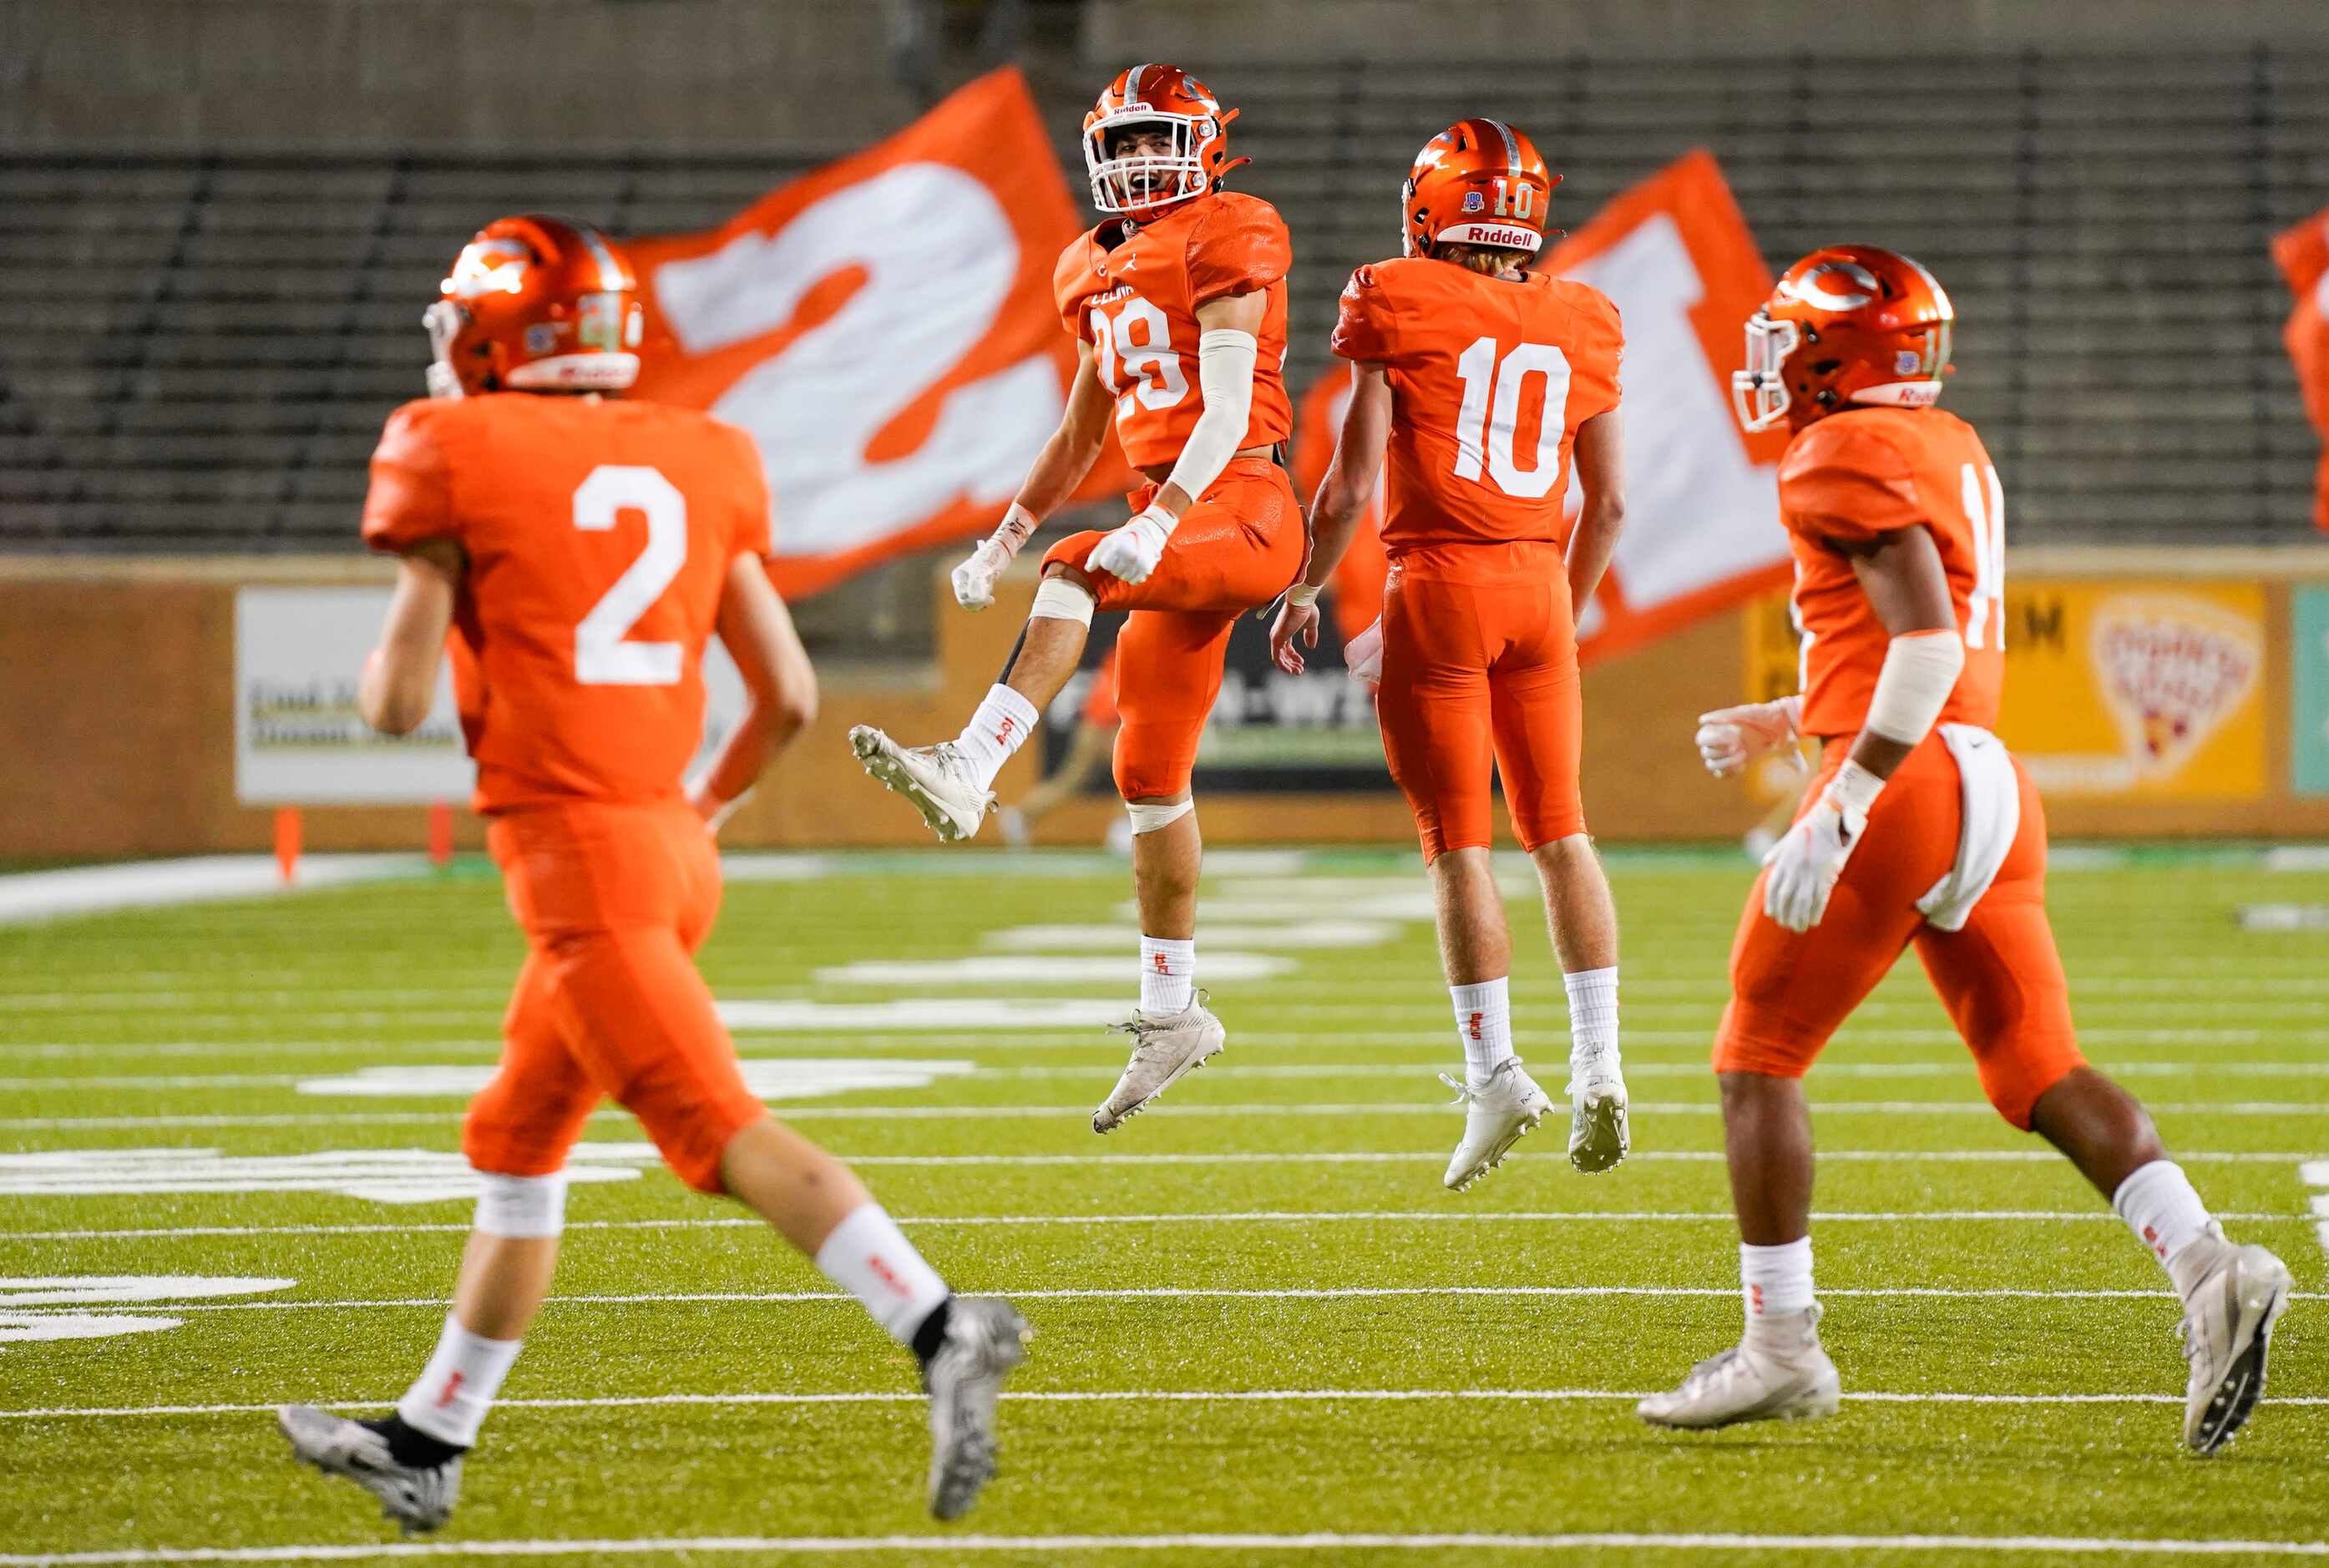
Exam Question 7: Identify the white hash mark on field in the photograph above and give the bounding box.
[0,1146,661,1202]
[0,1276,293,1344]
[2304,1161,2329,1257]
[291,1060,974,1100]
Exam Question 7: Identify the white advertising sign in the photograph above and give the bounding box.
[233,587,747,807]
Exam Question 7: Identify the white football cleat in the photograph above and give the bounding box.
[924,1297,1031,1520]
[1566,1046,1630,1175]
[1637,1306,1841,1429]
[849,726,993,843]
[276,1405,462,1535]
[1092,997,1224,1133]
[1438,1058,1553,1191]
[2175,1227,2293,1454]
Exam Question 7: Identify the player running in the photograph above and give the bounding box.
[1637,246,2292,1450]
[849,66,1301,1133]
[1272,120,1630,1189]
[276,215,1028,1532]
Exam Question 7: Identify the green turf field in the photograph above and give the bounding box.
[1,847,2325,1565]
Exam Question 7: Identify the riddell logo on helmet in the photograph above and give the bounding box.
[1453,225,1536,249]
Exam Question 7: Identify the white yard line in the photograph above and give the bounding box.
[0,856,428,927]
[0,1208,2293,1242]
[7,1100,2324,1130]
[6,1531,2329,1564]
[5,1283,2320,1317]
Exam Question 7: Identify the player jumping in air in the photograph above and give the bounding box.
[1637,246,2292,1449]
[276,216,1028,1531]
[850,66,1301,1133]
[1272,120,1631,1188]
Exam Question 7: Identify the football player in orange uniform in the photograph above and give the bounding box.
[1273,121,1631,1190]
[1638,246,2291,1450]
[851,66,1301,1131]
[2275,209,2329,534]
[275,216,1028,1531]
[1290,367,1390,672]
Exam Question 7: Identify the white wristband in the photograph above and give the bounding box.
[1286,584,1321,608]
[990,503,1037,559]
[1826,758,1885,817]
[1864,630,1965,746]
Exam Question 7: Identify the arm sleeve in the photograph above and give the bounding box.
[1186,198,1291,308]
[360,402,458,554]
[1330,266,1402,365]
[1777,423,1926,546]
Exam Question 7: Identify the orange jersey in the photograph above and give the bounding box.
[1054,191,1294,472]
[1330,257,1622,555]
[1293,369,1389,635]
[1780,407,2006,739]
[361,393,772,814]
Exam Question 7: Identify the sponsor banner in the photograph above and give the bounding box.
[1744,579,2270,799]
[629,68,1133,599]
[234,588,746,807]
[2293,586,2329,796]
[1546,149,1795,663]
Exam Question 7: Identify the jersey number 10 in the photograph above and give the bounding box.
[1451,336,1573,500]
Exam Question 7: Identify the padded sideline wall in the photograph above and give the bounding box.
[1083,0,2329,59]
[0,0,914,150]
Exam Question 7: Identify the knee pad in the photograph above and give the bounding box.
[473,1170,569,1238]
[1030,575,1096,626]
[1125,797,1195,835]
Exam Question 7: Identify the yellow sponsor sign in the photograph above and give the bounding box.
[1744,578,2268,799]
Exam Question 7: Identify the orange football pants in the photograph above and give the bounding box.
[1043,456,1303,801]
[1373,543,1586,862]
[1714,735,2086,1128]
[465,800,767,1194]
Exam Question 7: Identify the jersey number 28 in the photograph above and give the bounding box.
[574,464,686,687]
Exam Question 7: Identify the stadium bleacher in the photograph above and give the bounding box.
[2,48,2324,552]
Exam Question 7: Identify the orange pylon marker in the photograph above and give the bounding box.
[273,807,302,884]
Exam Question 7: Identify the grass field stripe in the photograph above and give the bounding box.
[10,1283,2318,1315]
[0,1208,2293,1242]
[11,1100,2326,1130]
[8,1535,2329,1565]
[19,1060,2329,1094]
[14,1386,2329,1423]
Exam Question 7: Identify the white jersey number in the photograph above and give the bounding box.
[573,464,686,687]
[1960,462,2006,650]
[1451,336,1573,499]
[1092,296,1189,417]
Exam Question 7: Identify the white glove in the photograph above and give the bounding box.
[1344,615,1385,685]
[1084,505,1173,584]
[951,538,1013,611]
[1761,761,1881,932]
[1695,695,1805,778]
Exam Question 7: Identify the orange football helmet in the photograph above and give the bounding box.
[1734,245,1955,432]
[1400,119,1560,259]
[423,213,643,400]
[1081,64,1246,220]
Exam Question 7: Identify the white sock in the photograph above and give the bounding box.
[814,1202,952,1344]
[396,1313,524,1448]
[1740,1237,1815,1323]
[2113,1160,2218,1292]
[952,684,1039,791]
[1449,977,1513,1083]
[1140,935,1196,1015]
[1564,965,1620,1069]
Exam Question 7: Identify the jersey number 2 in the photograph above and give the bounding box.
[1451,336,1572,499]
[573,464,686,686]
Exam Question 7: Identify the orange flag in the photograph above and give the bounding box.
[1543,150,1794,663]
[629,68,1132,597]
